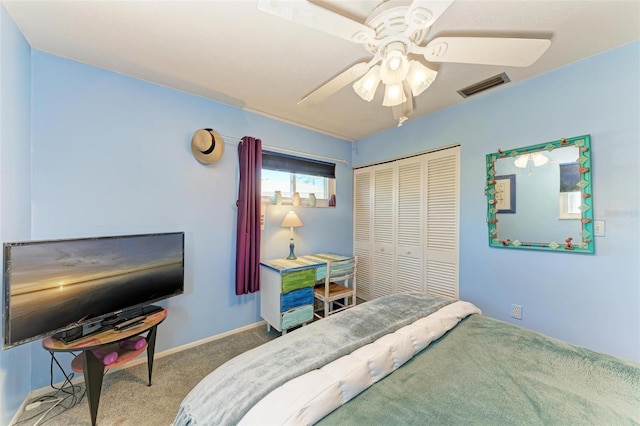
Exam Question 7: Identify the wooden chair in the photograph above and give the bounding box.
[313,256,357,319]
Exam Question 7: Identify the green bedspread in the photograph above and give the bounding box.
[174,293,453,425]
[319,314,640,425]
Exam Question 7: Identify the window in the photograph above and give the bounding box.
[261,151,336,207]
[559,162,580,219]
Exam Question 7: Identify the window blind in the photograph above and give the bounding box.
[262,151,336,179]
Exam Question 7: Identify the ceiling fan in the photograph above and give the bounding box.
[257,0,551,125]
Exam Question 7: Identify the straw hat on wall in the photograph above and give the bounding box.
[191,128,224,163]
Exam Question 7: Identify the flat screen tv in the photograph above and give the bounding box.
[2,232,184,349]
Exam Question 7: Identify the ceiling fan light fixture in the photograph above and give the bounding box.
[388,55,402,71]
[531,152,549,167]
[514,152,549,168]
[513,154,529,169]
[382,83,406,107]
[353,65,381,102]
[406,60,437,96]
[380,49,409,85]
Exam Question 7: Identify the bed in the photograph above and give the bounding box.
[173,293,640,425]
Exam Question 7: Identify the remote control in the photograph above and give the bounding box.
[114,315,146,330]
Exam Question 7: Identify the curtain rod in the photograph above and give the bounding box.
[221,134,350,165]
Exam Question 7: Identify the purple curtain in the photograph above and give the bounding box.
[235,136,262,295]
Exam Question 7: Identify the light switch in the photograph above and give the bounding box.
[594,220,605,237]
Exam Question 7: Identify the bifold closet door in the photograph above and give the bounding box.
[424,146,460,299]
[371,164,395,298]
[353,163,395,300]
[395,157,424,294]
[353,169,373,300]
[353,145,459,301]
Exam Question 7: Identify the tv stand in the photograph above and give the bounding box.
[42,308,167,426]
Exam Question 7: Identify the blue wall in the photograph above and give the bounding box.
[0,4,32,424]
[354,41,640,362]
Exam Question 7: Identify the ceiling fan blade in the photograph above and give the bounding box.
[298,53,382,107]
[420,37,551,67]
[404,0,454,34]
[257,0,375,45]
[298,62,373,107]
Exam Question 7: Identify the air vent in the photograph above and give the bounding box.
[457,72,511,98]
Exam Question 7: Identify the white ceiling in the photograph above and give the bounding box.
[3,0,639,141]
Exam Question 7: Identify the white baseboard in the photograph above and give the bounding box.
[10,320,267,425]
[148,320,266,362]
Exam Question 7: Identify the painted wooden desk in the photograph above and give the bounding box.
[260,253,350,334]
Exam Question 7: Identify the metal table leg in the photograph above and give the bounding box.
[145,326,158,386]
[83,349,105,426]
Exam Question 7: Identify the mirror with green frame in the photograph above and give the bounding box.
[486,135,594,253]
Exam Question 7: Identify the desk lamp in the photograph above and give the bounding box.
[280,211,304,260]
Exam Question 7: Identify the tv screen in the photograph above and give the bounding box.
[2,232,184,349]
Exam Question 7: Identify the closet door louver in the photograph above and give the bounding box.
[396,158,424,294]
[353,145,459,302]
[353,170,373,300]
[372,165,395,298]
[424,146,460,299]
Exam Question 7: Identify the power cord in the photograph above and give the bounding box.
[15,352,85,425]
[32,398,63,426]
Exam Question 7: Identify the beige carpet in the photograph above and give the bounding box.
[14,324,280,426]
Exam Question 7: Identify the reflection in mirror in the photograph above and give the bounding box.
[486,135,594,253]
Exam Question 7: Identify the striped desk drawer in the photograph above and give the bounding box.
[281,269,316,293]
[281,305,313,330]
[281,287,314,312]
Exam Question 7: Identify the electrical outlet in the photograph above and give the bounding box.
[511,304,522,320]
[594,220,605,237]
